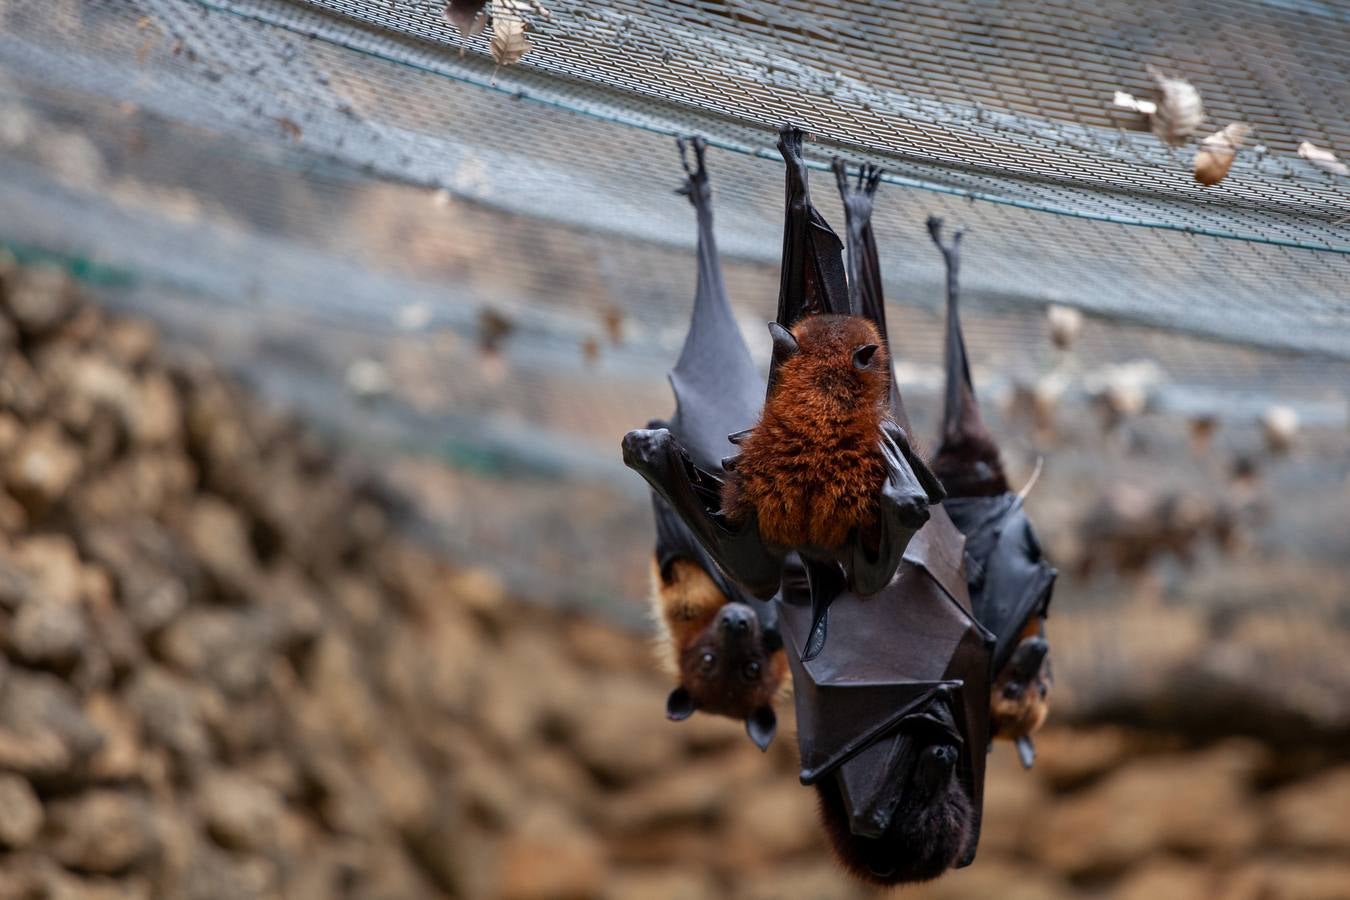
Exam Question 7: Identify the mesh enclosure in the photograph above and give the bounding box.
[0,0,1347,617]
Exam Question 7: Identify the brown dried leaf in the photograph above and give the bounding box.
[1146,64,1204,146]
[581,336,600,365]
[601,306,624,345]
[274,117,302,142]
[490,17,532,66]
[1297,141,1349,176]
[1193,123,1251,186]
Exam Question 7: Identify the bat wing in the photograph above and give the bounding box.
[946,495,1057,674]
[771,126,850,391]
[623,139,782,599]
[668,137,765,474]
[777,525,992,865]
[834,160,911,430]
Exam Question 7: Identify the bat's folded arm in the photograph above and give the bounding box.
[621,427,783,599]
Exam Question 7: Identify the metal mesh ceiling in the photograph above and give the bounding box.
[1,0,1347,358]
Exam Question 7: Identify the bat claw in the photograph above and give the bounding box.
[802,609,828,661]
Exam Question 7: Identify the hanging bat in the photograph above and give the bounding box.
[927,216,1057,769]
[644,137,787,749]
[623,126,944,661]
[771,162,994,886]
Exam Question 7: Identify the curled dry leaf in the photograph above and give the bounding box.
[1194,122,1251,186]
[489,0,546,67]
[1046,304,1083,350]
[1297,141,1349,176]
[1146,64,1204,146]
[1112,90,1157,117]
[444,0,489,37]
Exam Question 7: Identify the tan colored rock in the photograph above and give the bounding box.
[8,590,88,670]
[732,860,873,900]
[1267,767,1350,852]
[0,668,105,781]
[1028,742,1263,875]
[183,495,259,601]
[497,805,607,900]
[4,421,80,513]
[84,692,143,782]
[909,861,1076,900]
[721,777,823,864]
[971,746,1047,857]
[199,771,283,853]
[1112,859,1218,900]
[46,789,159,874]
[0,773,43,847]
[564,678,681,786]
[2,264,78,338]
[1033,726,1135,791]
[604,754,745,835]
[1228,859,1350,900]
[603,869,720,900]
[125,666,212,767]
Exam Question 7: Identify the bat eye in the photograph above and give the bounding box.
[742,661,762,680]
[852,344,879,370]
[700,652,716,672]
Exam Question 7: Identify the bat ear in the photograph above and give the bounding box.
[746,705,777,751]
[767,322,799,361]
[666,686,698,721]
[852,344,879,370]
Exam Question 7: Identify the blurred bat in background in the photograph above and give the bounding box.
[927,216,1057,769]
[641,137,787,749]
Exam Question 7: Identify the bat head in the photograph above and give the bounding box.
[667,601,786,750]
[990,633,1052,759]
[814,718,973,885]
[931,429,1009,498]
[771,315,891,414]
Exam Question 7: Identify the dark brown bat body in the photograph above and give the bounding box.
[722,315,891,551]
[652,557,787,730]
[815,743,973,885]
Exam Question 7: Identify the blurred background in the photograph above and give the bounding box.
[0,1,1347,898]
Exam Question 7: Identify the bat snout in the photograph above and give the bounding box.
[715,602,761,648]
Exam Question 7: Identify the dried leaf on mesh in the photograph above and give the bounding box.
[489,0,549,68]
[1146,64,1204,146]
[1297,141,1349,176]
[1194,123,1251,186]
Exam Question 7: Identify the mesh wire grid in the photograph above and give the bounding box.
[0,0,1347,632]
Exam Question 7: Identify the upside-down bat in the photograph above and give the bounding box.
[624,127,944,663]
[764,158,992,886]
[927,217,1057,769]
[644,137,787,749]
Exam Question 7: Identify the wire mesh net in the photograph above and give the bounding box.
[0,0,1347,617]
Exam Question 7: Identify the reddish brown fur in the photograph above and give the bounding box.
[651,558,787,721]
[722,315,891,550]
[990,618,1052,741]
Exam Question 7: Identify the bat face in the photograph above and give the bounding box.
[777,314,891,412]
[670,601,786,724]
[990,631,1051,767]
[655,556,785,750]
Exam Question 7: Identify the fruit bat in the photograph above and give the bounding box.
[643,137,786,749]
[765,162,994,885]
[927,216,1057,769]
[622,126,943,661]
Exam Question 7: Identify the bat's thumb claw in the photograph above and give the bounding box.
[802,611,829,661]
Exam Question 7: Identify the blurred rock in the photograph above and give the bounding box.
[1028,743,1263,875]
[1111,859,1215,900]
[198,772,283,853]
[0,669,104,782]
[1267,767,1350,852]
[2,264,78,338]
[46,790,158,874]
[124,666,212,768]
[0,773,43,848]
[4,422,81,514]
[496,805,606,900]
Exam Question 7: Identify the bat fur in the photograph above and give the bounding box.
[722,315,892,551]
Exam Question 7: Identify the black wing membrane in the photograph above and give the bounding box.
[928,217,1057,760]
[621,138,782,599]
[668,137,765,475]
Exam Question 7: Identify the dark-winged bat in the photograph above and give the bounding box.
[641,137,787,749]
[624,127,944,662]
[765,160,992,886]
[927,217,1057,769]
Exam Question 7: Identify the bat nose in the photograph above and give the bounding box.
[720,604,754,634]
